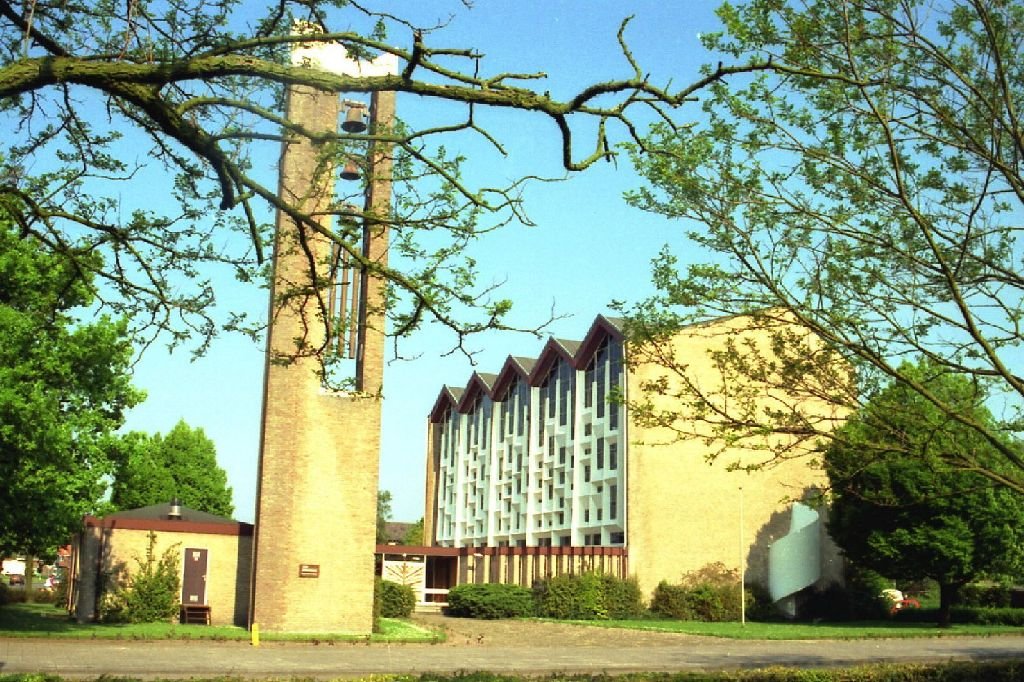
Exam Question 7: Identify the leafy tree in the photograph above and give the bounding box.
[624,0,1024,492]
[111,420,233,518]
[108,432,176,512]
[0,219,140,556]
[825,360,1024,628]
[0,0,767,372]
[376,489,392,544]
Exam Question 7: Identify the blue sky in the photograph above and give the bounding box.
[121,1,727,523]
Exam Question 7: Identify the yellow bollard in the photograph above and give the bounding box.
[251,622,260,647]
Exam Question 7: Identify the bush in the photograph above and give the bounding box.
[100,532,181,623]
[798,582,856,622]
[960,583,1014,608]
[599,573,645,619]
[30,587,58,604]
[844,566,894,620]
[380,580,416,617]
[650,563,745,622]
[894,605,1024,626]
[744,582,777,622]
[650,581,692,619]
[533,572,643,620]
[51,575,69,609]
[447,583,534,619]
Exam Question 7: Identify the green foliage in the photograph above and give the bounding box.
[446,583,535,619]
[650,564,746,622]
[0,1,697,375]
[376,490,393,544]
[959,584,1016,609]
[623,0,1024,495]
[533,572,644,620]
[111,420,233,517]
[379,580,416,618]
[894,606,1024,627]
[101,532,181,624]
[0,221,140,555]
[826,360,1024,627]
[650,581,691,619]
[402,518,425,545]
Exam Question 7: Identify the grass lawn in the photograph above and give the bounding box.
[0,602,439,642]
[574,617,1024,639]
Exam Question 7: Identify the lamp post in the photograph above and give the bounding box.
[739,485,745,626]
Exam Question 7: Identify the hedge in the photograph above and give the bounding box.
[447,583,535,619]
[533,572,645,620]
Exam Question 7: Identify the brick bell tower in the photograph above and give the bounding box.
[250,35,397,634]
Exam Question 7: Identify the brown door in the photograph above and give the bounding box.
[182,548,208,605]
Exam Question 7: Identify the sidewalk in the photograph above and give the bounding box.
[1,624,1023,678]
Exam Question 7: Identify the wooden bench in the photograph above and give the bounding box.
[180,604,211,625]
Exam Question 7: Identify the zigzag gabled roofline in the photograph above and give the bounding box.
[430,314,626,418]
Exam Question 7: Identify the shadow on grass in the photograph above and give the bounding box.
[0,602,441,643]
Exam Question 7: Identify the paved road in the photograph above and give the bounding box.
[2,632,1023,678]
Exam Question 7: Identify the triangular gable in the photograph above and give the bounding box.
[428,385,464,423]
[490,356,535,401]
[573,315,625,370]
[456,372,497,413]
[529,337,580,384]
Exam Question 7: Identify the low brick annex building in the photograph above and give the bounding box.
[68,502,253,626]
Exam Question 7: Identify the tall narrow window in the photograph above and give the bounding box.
[610,484,618,519]
[584,358,595,409]
[596,438,604,469]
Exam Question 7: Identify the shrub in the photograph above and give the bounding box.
[844,566,894,620]
[30,587,58,604]
[799,582,855,622]
[894,605,1024,626]
[960,583,1014,608]
[600,573,645,619]
[100,532,181,623]
[743,583,777,622]
[532,572,642,620]
[51,575,69,609]
[650,563,746,622]
[539,572,606,620]
[447,583,534,619]
[650,581,692,620]
[380,580,416,618]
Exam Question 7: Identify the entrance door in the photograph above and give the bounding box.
[182,548,208,605]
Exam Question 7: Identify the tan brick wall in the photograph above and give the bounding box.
[625,314,845,599]
[73,527,250,626]
[251,82,389,634]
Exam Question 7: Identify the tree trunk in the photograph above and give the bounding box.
[937,581,962,628]
[24,553,34,603]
